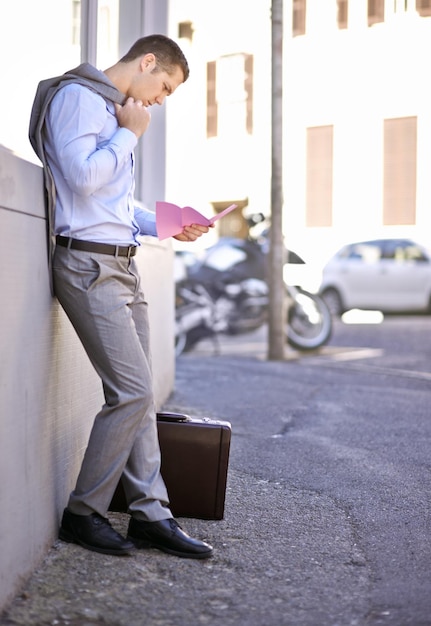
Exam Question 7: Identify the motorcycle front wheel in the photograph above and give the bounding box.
[175,322,216,357]
[175,330,188,357]
[286,287,332,351]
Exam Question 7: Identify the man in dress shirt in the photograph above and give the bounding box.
[29,34,213,559]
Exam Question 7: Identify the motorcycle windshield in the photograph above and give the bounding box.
[203,245,247,271]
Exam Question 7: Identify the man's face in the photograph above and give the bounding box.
[130,56,184,107]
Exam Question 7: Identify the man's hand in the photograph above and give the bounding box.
[173,224,213,242]
[115,98,151,138]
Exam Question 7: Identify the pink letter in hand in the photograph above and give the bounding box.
[156,202,237,240]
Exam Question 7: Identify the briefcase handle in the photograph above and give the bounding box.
[156,411,192,423]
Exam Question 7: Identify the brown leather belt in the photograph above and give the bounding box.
[56,235,137,258]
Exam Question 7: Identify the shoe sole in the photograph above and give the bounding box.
[59,527,136,556]
[128,536,213,559]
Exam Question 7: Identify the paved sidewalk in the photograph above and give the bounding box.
[1,325,430,625]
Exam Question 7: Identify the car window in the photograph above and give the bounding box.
[343,242,381,263]
[381,240,429,262]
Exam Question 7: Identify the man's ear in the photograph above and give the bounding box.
[141,53,156,72]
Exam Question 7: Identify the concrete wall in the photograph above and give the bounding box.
[0,145,175,610]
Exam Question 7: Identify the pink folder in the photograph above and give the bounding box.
[156,202,237,240]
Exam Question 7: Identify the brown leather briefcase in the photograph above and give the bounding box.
[109,411,231,520]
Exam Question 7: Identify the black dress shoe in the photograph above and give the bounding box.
[127,517,213,559]
[59,508,135,556]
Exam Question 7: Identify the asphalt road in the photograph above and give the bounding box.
[2,315,431,626]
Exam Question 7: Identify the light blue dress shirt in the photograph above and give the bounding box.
[44,83,157,245]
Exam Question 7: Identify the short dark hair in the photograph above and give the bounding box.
[120,34,189,82]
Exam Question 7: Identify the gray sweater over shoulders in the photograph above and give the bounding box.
[28,63,125,294]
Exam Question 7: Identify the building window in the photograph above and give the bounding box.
[97,2,119,68]
[368,0,385,26]
[72,0,81,45]
[306,126,333,227]
[337,0,348,29]
[417,0,431,16]
[206,54,253,139]
[178,21,194,41]
[293,0,306,37]
[383,117,417,225]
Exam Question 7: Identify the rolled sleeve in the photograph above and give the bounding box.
[134,206,158,237]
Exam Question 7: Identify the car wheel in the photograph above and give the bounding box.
[321,288,344,317]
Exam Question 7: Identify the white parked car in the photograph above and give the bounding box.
[319,238,431,316]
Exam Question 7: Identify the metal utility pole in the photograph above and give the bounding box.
[268,0,286,360]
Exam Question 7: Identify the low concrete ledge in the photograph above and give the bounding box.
[0,146,175,610]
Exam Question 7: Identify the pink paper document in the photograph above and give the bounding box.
[156,202,237,240]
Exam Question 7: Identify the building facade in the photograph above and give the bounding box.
[165,0,431,284]
[284,0,431,271]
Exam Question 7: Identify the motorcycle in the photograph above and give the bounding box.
[174,216,332,356]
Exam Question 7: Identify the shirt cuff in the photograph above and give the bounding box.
[134,206,158,237]
[110,127,138,159]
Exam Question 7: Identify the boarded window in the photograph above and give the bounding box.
[368,0,385,26]
[383,117,417,225]
[337,0,348,29]
[306,126,333,227]
[416,0,431,17]
[293,0,306,37]
[206,61,217,138]
[178,21,194,41]
[245,54,254,135]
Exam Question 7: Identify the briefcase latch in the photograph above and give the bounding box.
[157,411,192,423]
